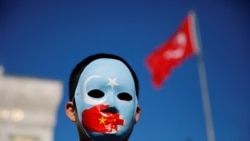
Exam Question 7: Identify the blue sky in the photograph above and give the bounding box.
[1,1,249,141]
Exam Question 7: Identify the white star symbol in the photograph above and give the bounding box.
[107,77,119,89]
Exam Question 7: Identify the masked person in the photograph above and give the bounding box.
[65,53,141,141]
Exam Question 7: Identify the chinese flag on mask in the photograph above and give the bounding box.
[82,104,125,133]
[146,11,199,88]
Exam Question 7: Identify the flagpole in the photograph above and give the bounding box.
[193,11,216,141]
[197,50,216,141]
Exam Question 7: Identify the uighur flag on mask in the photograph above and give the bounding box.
[146,11,199,88]
[82,104,125,133]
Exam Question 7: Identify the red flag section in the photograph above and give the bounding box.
[82,104,125,133]
[146,11,199,88]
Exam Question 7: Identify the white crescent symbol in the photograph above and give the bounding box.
[164,32,187,59]
[83,75,105,105]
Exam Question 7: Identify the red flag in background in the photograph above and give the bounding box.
[146,11,199,88]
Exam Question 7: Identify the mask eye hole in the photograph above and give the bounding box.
[88,89,104,98]
[117,92,132,101]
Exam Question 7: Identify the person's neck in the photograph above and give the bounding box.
[79,133,90,141]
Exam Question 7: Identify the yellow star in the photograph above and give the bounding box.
[99,116,106,124]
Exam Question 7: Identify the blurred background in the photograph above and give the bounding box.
[0,0,249,141]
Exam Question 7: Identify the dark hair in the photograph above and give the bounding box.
[69,53,139,101]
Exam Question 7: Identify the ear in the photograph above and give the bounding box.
[65,101,77,122]
[135,106,141,123]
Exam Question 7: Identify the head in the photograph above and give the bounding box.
[65,53,141,141]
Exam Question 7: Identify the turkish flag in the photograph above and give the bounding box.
[146,11,199,88]
[82,104,125,133]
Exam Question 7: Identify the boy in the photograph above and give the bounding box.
[65,53,141,141]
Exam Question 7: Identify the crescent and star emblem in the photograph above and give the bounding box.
[83,75,119,105]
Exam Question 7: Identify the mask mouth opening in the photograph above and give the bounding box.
[102,107,119,114]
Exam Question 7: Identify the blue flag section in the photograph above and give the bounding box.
[1,1,249,141]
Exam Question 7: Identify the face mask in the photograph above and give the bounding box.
[74,58,138,140]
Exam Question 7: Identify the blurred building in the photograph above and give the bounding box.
[0,66,63,141]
